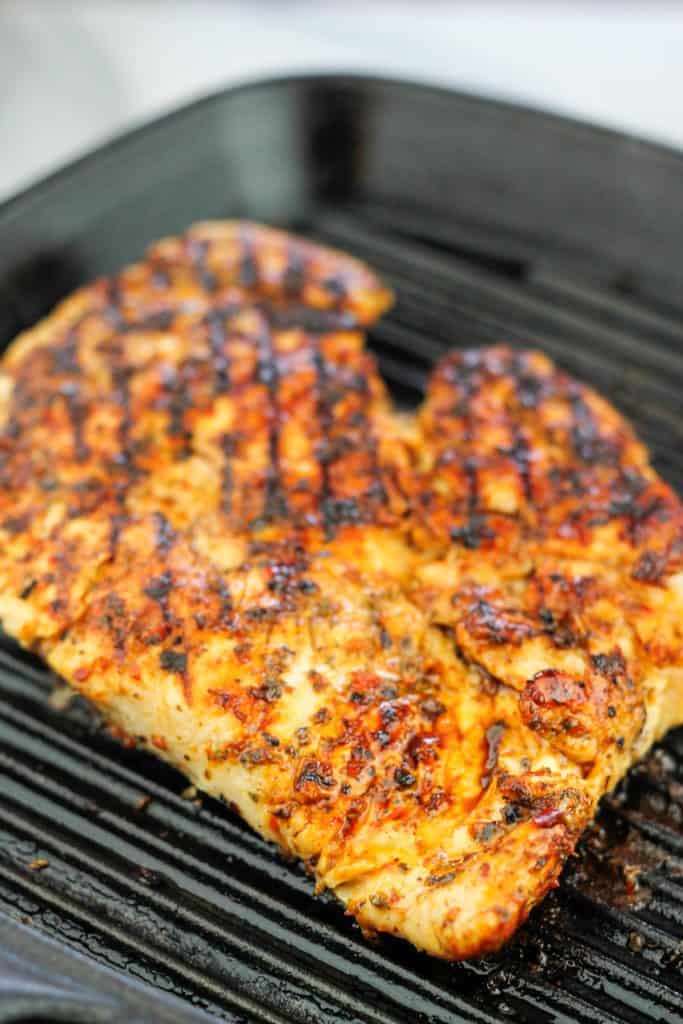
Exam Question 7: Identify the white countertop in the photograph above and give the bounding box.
[1,0,682,202]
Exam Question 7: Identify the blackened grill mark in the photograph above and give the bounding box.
[516,437,533,504]
[465,457,478,517]
[105,592,127,656]
[591,650,626,680]
[263,305,356,333]
[480,722,505,789]
[448,354,481,438]
[295,760,335,791]
[161,365,192,450]
[109,512,127,560]
[168,383,187,440]
[625,495,671,544]
[632,549,668,582]
[511,352,545,412]
[570,393,618,465]
[464,598,537,646]
[394,767,416,789]
[154,512,176,554]
[121,310,174,334]
[3,415,20,440]
[238,229,259,288]
[206,310,232,395]
[2,514,29,535]
[46,323,88,465]
[446,359,490,540]
[323,360,387,520]
[111,360,134,469]
[516,374,543,409]
[450,458,491,549]
[322,275,346,307]
[52,332,81,375]
[107,351,136,559]
[606,470,669,543]
[189,239,218,293]
[3,378,29,440]
[450,514,493,550]
[365,457,387,506]
[257,319,287,522]
[321,497,362,531]
[318,359,385,525]
[144,572,173,623]
[606,472,648,518]
[537,607,579,649]
[60,383,90,462]
[500,427,533,503]
[446,357,520,550]
[215,577,233,619]
[313,347,333,538]
[283,244,305,296]
[46,309,107,379]
[159,648,187,675]
[359,371,387,512]
[105,277,126,330]
[426,871,458,887]
[151,265,171,290]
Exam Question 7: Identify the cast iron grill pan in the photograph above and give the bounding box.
[0,76,682,1023]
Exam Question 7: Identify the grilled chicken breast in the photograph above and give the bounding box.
[1,222,681,960]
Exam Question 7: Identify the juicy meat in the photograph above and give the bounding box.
[1,221,682,960]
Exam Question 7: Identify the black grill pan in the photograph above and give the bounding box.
[0,74,682,1024]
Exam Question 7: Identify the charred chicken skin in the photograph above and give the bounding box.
[0,222,681,959]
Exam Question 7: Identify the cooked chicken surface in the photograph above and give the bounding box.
[1,222,682,960]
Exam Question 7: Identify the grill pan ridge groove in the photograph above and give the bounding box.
[0,74,682,1024]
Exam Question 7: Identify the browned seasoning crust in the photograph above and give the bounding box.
[0,222,682,960]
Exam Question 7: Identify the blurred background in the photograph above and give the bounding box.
[1,0,683,202]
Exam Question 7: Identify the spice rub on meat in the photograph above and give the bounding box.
[1,222,682,960]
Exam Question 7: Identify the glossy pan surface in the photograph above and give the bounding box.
[1,74,682,1023]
